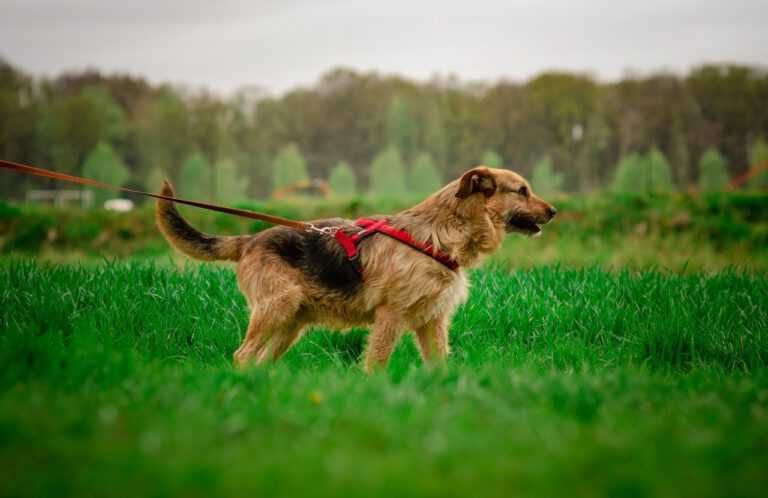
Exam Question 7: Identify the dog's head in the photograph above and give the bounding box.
[455,166,556,236]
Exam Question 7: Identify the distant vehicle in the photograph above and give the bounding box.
[104,199,134,212]
[272,179,331,200]
[729,161,768,190]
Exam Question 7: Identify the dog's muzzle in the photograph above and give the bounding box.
[506,208,556,236]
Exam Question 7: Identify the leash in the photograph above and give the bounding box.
[0,158,460,271]
[0,159,309,231]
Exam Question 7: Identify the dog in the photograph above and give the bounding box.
[156,166,556,371]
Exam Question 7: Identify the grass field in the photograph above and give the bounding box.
[1,260,767,498]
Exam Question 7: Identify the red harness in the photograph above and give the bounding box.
[333,217,459,272]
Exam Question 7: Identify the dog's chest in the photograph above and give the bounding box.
[403,270,469,326]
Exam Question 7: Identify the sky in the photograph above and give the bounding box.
[1,0,766,95]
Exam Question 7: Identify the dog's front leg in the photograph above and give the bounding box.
[364,307,404,373]
[415,315,450,364]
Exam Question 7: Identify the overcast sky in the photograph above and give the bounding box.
[1,0,766,95]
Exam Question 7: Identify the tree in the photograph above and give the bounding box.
[81,142,129,206]
[747,138,768,190]
[424,106,448,168]
[482,150,503,168]
[189,94,230,165]
[530,157,564,196]
[612,153,645,194]
[613,149,674,193]
[179,153,211,200]
[328,161,356,196]
[81,86,125,142]
[38,87,126,174]
[369,146,406,196]
[215,159,247,202]
[135,91,193,181]
[670,118,691,187]
[272,143,309,191]
[409,153,442,195]
[646,147,675,192]
[5,61,768,200]
[698,148,730,192]
[688,65,764,170]
[0,64,38,198]
[387,96,417,159]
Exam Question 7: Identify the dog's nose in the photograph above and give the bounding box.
[547,206,557,219]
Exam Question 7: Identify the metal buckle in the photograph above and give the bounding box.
[305,223,340,236]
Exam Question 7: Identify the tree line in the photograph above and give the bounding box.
[1,59,767,203]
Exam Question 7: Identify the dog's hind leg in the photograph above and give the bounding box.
[364,307,405,373]
[233,292,302,368]
[415,315,450,364]
[262,324,305,362]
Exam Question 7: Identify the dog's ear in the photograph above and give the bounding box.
[456,167,497,199]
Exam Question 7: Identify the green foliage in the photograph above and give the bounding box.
[698,148,730,192]
[38,87,126,173]
[369,146,406,196]
[424,106,448,165]
[214,159,247,202]
[62,220,101,244]
[3,215,53,252]
[4,62,768,201]
[0,202,21,222]
[530,156,564,196]
[145,167,168,192]
[482,150,503,168]
[81,86,126,141]
[613,149,675,193]
[386,96,416,158]
[136,91,192,179]
[179,153,211,200]
[612,153,645,194]
[646,147,675,192]
[408,153,442,195]
[1,262,767,497]
[0,68,37,178]
[526,73,597,142]
[328,161,356,196]
[81,142,129,206]
[670,120,691,185]
[272,144,309,191]
[747,137,768,190]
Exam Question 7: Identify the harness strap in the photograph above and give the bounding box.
[335,217,459,272]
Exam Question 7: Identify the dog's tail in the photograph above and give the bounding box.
[155,181,247,262]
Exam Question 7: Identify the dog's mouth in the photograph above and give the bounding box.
[506,214,543,235]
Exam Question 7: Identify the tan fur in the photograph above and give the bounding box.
[156,166,555,371]
[155,186,247,261]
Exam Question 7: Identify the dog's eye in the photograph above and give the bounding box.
[518,186,529,197]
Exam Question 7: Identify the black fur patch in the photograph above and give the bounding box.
[266,220,363,296]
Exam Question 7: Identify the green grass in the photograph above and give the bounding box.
[1,260,767,498]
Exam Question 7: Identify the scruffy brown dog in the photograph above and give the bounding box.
[157,166,556,371]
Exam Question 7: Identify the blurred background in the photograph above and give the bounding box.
[1,1,767,269]
[4,6,768,498]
